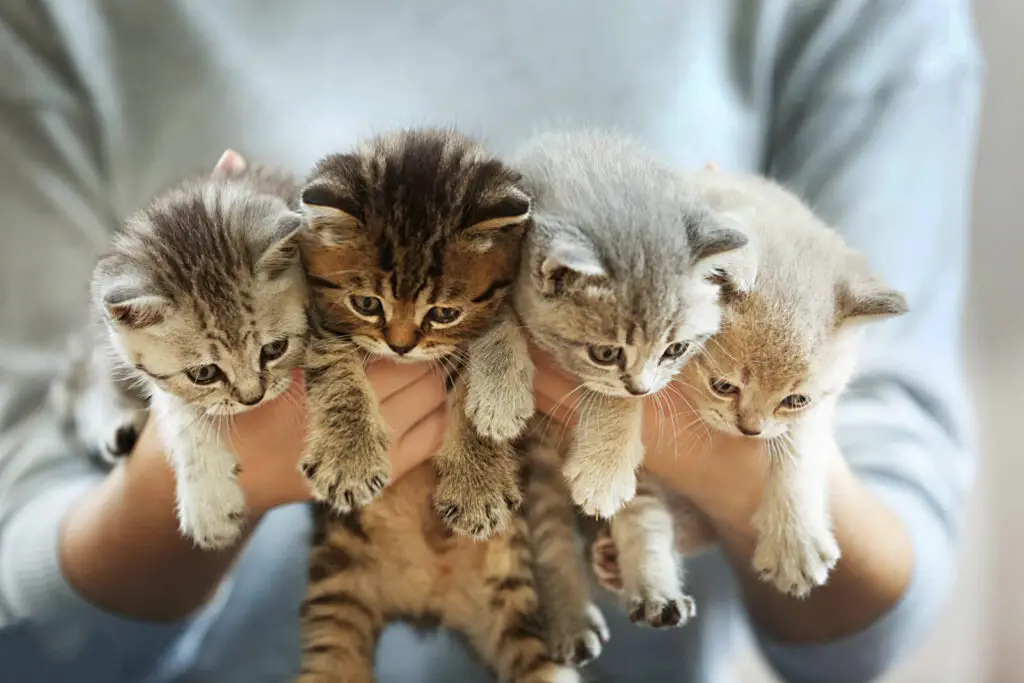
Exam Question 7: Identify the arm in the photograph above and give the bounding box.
[699,1,981,680]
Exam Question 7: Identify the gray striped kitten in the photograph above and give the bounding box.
[90,151,309,549]
[512,130,748,519]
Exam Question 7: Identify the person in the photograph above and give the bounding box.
[0,1,981,682]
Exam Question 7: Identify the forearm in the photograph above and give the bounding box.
[59,425,257,621]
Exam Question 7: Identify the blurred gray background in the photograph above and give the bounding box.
[737,1,1021,680]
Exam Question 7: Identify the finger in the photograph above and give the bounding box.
[390,406,446,481]
[365,358,434,401]
[378,368,448,436]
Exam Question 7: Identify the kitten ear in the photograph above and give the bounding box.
[836,276,909,324]
[213,149,248,178]
[534,220,606,295]
[467,188,532,232]
[300,181,362,245]
[101,287,170,329]
[256,211,306,281]
[687,216,749,265]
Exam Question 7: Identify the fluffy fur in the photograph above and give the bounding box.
[511,131,749,519]
[297,129,535,539]
[598,168,908,601]
[89,151,310,549]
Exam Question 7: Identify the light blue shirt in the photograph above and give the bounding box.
[0,1,982,681]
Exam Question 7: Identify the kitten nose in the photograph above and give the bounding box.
[237,391,265,407]
[387,342,416,356]
[625,383,650,397]
[738,424,762,437]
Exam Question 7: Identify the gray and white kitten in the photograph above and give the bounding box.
[89,150,309,549]
[600,168,908,604]
[512,130,749,519]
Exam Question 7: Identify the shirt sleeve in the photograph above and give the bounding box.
[752,2,983,682]
[0,4,193,677]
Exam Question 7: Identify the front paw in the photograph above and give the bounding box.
[563,455,637,519]
[466,383,534,442]
[434,443,521,539]
[300,431,391,514]
[549,602,610,668]
[626,588,696,630]
[751,526,840,598]
[177,477,247,550]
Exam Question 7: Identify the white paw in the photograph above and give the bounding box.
[466,382,534,442]
[77,398,148,465]
[625,586,696,629]
[564,457,637,519]
[177,476,247,550]
[751,526,840,598]
[549,602,610,667]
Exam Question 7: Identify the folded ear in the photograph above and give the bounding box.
[533,218,606,295]
[256,211,306,281]
[300,181,362,245]
[213,149,248,178]
[101,287,170,329]
[467,187,532,232]
[687,214,749,265]
[836,278,909,324]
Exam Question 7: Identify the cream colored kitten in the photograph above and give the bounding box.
[600,168,908,602]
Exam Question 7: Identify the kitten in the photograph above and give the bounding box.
[297,129,534,538]
[596,167,909,602]
[511,130,749,519]
[298,458,605,683]
[90,150,309,549]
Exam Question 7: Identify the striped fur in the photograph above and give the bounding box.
[297,130,536,540]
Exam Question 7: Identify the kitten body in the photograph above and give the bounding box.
[90,152,310,549]
[602,168,908,600]
[297,129,534,539]
[511,130,748,519]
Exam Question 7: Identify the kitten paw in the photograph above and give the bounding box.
[590,532,625,594]
[522,663,583,683]
[81,404,148,466]
[626,589,696,629]
[549,602,610,668]
[466,382,534,442]
[301,432,391,514]
[178,477,247,550]
[563,457,637,519]
[434,442,521,539]
[751,527,840,598]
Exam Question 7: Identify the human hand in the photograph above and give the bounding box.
[531,347,767,529]
[181,361,447,515]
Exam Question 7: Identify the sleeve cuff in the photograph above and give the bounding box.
[1,481,191,666]
[756,479,954,683]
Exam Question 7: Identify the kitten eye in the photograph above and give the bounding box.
[186,364,222,386]
[662,342,690,360]
[260,339,289,365]
[780,394,811,410]
[426,306,462,326]
[588,344,623,366]
[710,378,739,396]
[349,295,383,317]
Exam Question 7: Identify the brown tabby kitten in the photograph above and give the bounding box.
[299,461,598,683]
[297,129,535,539]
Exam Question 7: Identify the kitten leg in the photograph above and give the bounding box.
[455,517,582,683]
[751,416,841,598]
[523,425,609,667]
[563,395,644,519]
[298,507,382,683]
[465,312,535,441]
[154,394,246,549]
[434,381,522,539]
[301,338,391,514]
[608,477,695,628]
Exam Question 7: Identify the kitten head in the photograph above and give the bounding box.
[512,130,749,398]
[681,172,909,438]
[91,151,309,414]
[300,129,531,361]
